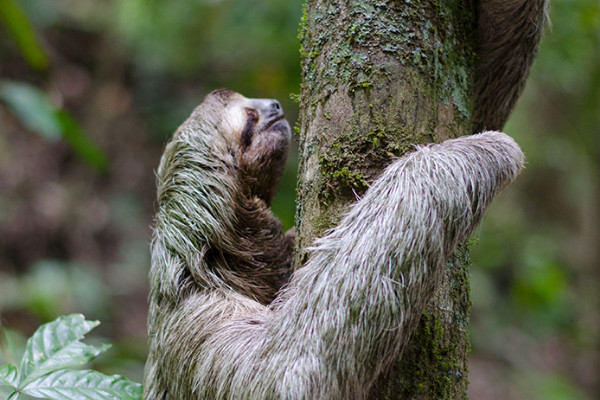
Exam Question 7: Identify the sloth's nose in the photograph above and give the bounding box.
[271,100,282,113]
[263,100,283,118]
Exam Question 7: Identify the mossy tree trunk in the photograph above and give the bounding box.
[294,0,476,398]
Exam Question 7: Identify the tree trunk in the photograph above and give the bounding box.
[295,1,476,398]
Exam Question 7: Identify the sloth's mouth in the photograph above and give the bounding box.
[263,115,285,131]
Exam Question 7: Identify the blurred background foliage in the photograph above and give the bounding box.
[0,0,597,399]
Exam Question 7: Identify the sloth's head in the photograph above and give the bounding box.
[194,89,291,204]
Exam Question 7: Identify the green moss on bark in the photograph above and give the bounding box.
[372,250,471,400]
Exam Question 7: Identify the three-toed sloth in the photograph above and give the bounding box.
[144,1,547,398]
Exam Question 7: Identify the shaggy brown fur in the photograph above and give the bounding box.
[474,0,548,132]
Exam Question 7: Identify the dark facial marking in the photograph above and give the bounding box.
[241,108,259,149]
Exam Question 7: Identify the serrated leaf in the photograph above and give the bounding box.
[19,314,110,385]
[22,369,142,400]
[0,364,18,387]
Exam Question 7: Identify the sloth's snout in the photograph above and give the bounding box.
[270,100,282,113]
[262,100,283,121]
[249,99,284,122]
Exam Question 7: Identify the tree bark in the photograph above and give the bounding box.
[295,1,476,398]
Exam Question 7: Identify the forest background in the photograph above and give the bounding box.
[0,0,598,399]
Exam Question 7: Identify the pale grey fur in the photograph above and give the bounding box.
[144,129,524,399]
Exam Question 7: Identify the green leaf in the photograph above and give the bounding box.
[0,0,49,70]
[56,110,109,173]
[0,81,62,141]
[21,369,142,400]
[1,315,142,400]
[19,314,110,386]
[0,364,18,387]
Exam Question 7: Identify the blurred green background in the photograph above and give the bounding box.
[0,0,597,399]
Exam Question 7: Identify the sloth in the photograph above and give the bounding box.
[144,1,547,398]
[144,89,524,399]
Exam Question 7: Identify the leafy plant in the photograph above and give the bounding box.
[0,314,142,400]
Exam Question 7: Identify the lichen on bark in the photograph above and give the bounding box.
[295,0,477,398]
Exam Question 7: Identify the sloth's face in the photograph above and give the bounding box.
[222,93,291,151]
[208,89,291,204]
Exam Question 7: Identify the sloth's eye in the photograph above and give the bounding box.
[245,108,259,121]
